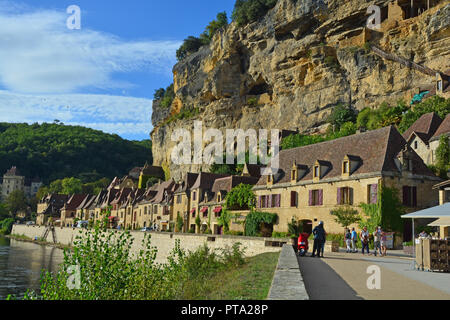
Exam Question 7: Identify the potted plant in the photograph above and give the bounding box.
[288,217,303,250]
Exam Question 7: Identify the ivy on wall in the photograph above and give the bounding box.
[244,211,278,237]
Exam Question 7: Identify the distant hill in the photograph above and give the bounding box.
[0,123,152,184]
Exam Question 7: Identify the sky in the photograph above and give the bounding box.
[0,0,236,140]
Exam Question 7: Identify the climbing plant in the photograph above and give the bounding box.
[226,184,256,210]
[244,211,278,237]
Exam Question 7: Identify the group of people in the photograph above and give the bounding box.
[345,226,388,256]
[310,221,388,257]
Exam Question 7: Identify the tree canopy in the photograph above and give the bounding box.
[0,122,152,184]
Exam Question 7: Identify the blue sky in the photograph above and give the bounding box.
[0,0,236,140]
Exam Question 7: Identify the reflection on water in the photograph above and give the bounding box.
[0,236,64,299]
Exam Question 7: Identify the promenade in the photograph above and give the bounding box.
[298,251,450,300]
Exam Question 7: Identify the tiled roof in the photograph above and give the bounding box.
[242,164,264,178]
[175,172,199,193]
[402,112,442,144]
[64,194,89,211]
[150,179,176,204]
[430,114,450,142]
[212,175,259,194]
[4,166,22,177]
[191,172,229,190]
[256,126,436,187]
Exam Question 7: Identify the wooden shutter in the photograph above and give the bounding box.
[319,189,323,206]
[309,190,313,206]
[291,191,296,207]
[371,184,378,204]
[337,188,342,205]
[257,196,261,208]
[276,194,281,207]
[403,186,409,206]
[412,187,417,207]
[268,195,272,208]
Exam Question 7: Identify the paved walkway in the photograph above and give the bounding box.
[299,252,450,300]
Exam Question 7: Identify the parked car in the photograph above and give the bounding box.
[26,221,36,226]
[76,221,89,229]
[141,227,153,232]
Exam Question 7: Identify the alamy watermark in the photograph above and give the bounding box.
[366,265,381,290]
[171,121,280,175]
[66,5,81,30]
[66,265,81,290]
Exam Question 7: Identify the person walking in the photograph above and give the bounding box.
[351,227,357,253]
[311,221,326,258]
[381,229,387,257]
[360,226,370,255]
[345,228,352,253]
[373,226,382,256]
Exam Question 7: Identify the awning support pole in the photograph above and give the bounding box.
[412,218,416,270]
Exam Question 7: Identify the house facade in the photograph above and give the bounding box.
[253,126,442,236]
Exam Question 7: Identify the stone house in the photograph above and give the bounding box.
[428,114,450,164]
[198,175,260,235]
[403,113,450,166]
[36,194,69,226]
[1,167,25,200]
[75,194,96,221]
[110,188,133,228]
[402,112,443,165]
[172,173,199,232]
[134,187,158,230]
[188,173,228,233]
[61,194,89,227]
[145,179,176,231]
[252,126,441,237]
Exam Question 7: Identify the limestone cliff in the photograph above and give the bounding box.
[151,0,450,180]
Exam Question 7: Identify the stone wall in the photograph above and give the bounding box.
[11,225,287,264]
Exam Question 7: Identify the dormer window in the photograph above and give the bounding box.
[342,161,350,174]
[314,166,320,179]
[267,174,273,185]
[217,193,222,202]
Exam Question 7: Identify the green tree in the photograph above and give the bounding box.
[176,213,184,233]
[153,88,166,100]
[201,11,228,44]
[226,184,256,210]
[176,36,203,61]
[5,190,27,219]
[327,104,357,131]
[232,0,278,27]
[61,177,83,194]
[330,206,361,229]
[217,209,232,233]
[0,202,9,220]
[436,134,450,178]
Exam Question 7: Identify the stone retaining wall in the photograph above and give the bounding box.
[12,225,287,263]
[268,244,309,300]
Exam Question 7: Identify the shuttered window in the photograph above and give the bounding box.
[403,186,417,207]
[290,191,298,207]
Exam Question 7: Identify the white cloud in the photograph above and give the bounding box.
[0,3,181,94]
[0,90,153,139]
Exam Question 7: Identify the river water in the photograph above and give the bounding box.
[0,236,64,300]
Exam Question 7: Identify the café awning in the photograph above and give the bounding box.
[190,208,196,214]
[401,203,450,219]
[213,206,222,213]
[428,217,450,227]
[201,207,208,213]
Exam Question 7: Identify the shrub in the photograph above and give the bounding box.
[271,231,289,238]
[287,217,303,237]
[327,104,357,131]
[226,184,256,210]
[232,0,278,27]
[247,97,258,107]
[176,36,203,61]
[244,211,277,237]
[0,218,14,235]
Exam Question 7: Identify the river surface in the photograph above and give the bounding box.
[0,236,64,299]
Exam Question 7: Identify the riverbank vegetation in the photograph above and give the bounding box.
[14,220,277,300]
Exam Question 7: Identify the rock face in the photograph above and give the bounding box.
[151,0,450,180]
